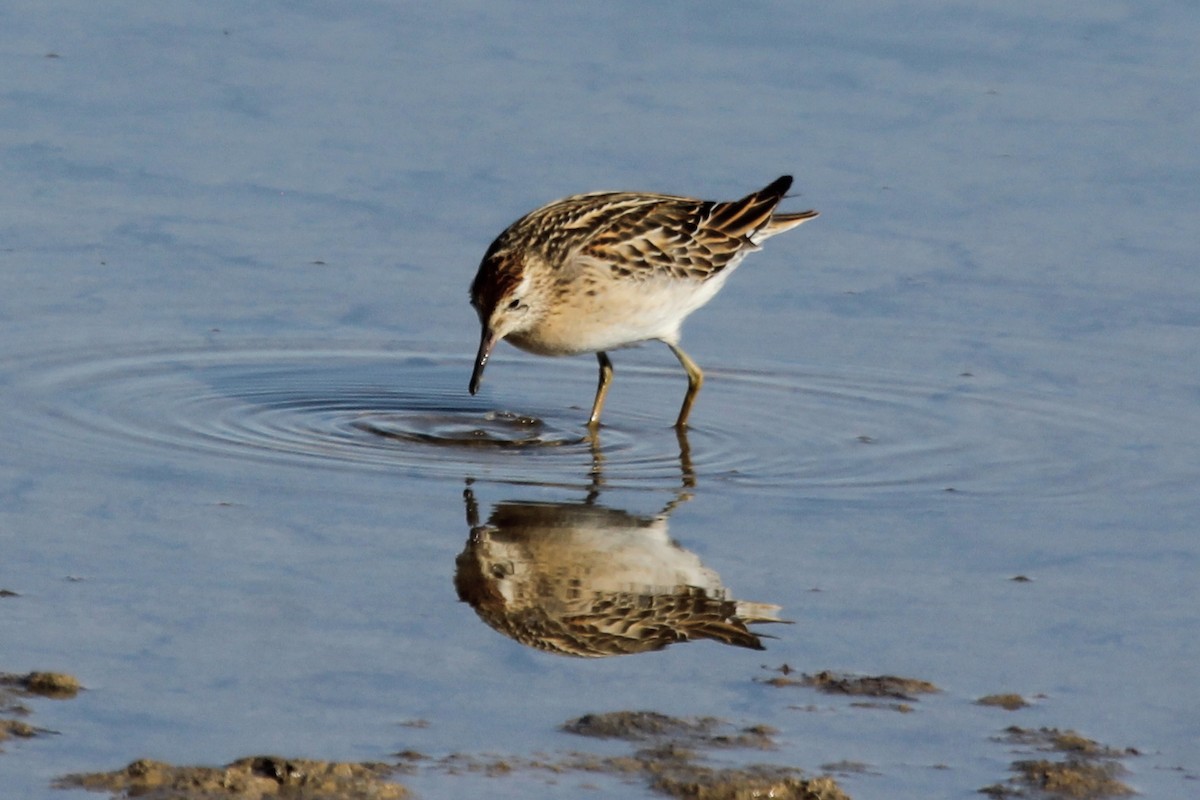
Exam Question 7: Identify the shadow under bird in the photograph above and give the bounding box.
[469,175,817,428]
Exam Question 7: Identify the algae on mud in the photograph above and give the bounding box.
[980,726,1138,798]
[0,670,81,752]
[56,710,851,800]
[57,756,408,800]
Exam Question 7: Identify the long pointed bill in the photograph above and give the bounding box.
[469,327,497,395]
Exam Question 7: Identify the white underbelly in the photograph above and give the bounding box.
[509,270,734,356]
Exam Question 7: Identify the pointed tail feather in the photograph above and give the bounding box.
[705,175,792,235]
[705,175,817,243]
[758,208,819,241]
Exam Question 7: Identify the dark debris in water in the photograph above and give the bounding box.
[820,760,878,776]
[565,710,715,740]
[1,670,81,752]
[562,711,777,750]
[56,756,408,799]
[847,700,916,713]
[399,749,849,799]
[650,765,850,800]
[58,710,850,800]
[418,710,849,800]
[977,693,1032,711]
[995,726,1139,759]
[980,726,1138,798]
[758,667,939,701]
[0,670,81,699]
[16,653,1157,800]
[1,718,49,749]
[984,761,1133,799]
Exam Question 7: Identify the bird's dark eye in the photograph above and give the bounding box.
[507,298,522,310]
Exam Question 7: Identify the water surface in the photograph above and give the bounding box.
[2,2,1198,798]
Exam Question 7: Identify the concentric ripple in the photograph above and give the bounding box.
[10,340,1139,497]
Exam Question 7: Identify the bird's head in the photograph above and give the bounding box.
[468,243,540,394]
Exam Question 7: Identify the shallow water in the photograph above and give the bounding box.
[3,2,1199,799]
[15,340,1144,499]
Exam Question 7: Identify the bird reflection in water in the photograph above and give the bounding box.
[455,474,788,657]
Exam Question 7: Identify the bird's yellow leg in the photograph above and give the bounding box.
[588,351,614,428]
[668,343,704,429]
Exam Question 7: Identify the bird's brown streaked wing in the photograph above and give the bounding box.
[575,176,804,282]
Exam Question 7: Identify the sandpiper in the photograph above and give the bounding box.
[469,175,817,428]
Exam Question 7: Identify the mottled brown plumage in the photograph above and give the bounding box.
[469,176,817,427]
